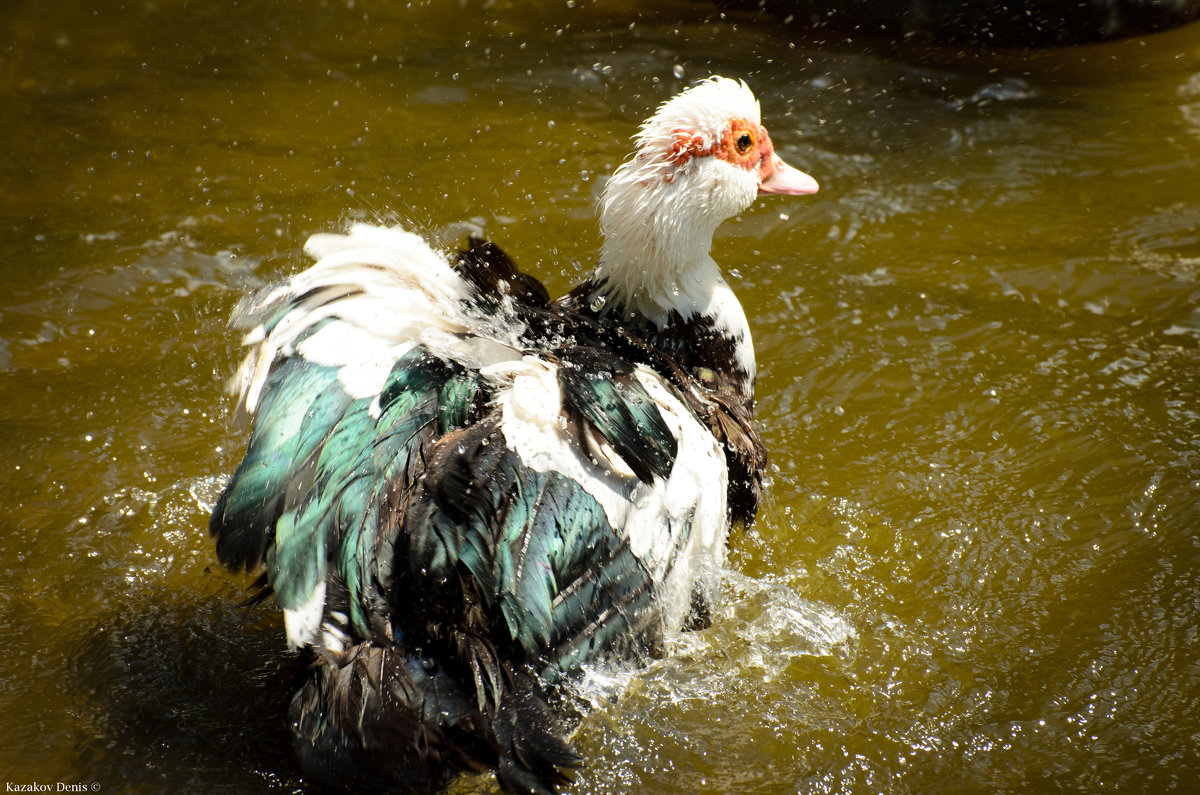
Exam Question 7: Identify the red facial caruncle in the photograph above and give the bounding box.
[662,117,819,196]
[714,118,772,175]
[664,117,769,169]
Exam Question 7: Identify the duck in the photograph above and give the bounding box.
[209,76,818,794]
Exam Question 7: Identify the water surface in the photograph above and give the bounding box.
[2,1,1199,791]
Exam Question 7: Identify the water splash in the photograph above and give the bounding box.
[572,568,858,710]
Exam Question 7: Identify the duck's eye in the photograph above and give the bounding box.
[736,132,753,154]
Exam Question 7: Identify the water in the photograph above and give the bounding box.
[3,0,1200,791]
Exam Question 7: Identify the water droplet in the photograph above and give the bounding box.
[589,294,607,312]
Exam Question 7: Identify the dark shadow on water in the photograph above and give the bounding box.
[72,586,304,792]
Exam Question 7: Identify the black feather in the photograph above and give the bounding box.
[289,641,491,793]
[456,235,552,309]
[557,347,677,484]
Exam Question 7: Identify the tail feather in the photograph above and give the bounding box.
[493,672,582,795]
[289,641,579,794]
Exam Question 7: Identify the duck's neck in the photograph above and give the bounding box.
[595,227,718,326]
[595,155,731,324]
[589,184,757,400]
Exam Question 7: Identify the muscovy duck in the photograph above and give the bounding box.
[210,76,818,794]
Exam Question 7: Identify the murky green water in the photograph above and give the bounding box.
[3,0,1199,791]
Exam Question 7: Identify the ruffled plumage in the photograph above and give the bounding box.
[210,76,816,793]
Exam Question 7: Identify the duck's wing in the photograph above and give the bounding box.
[210,224,517,648]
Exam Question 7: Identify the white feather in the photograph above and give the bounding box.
[320,617,350,653]
[230,223,526,412]
[283,580,326,650]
